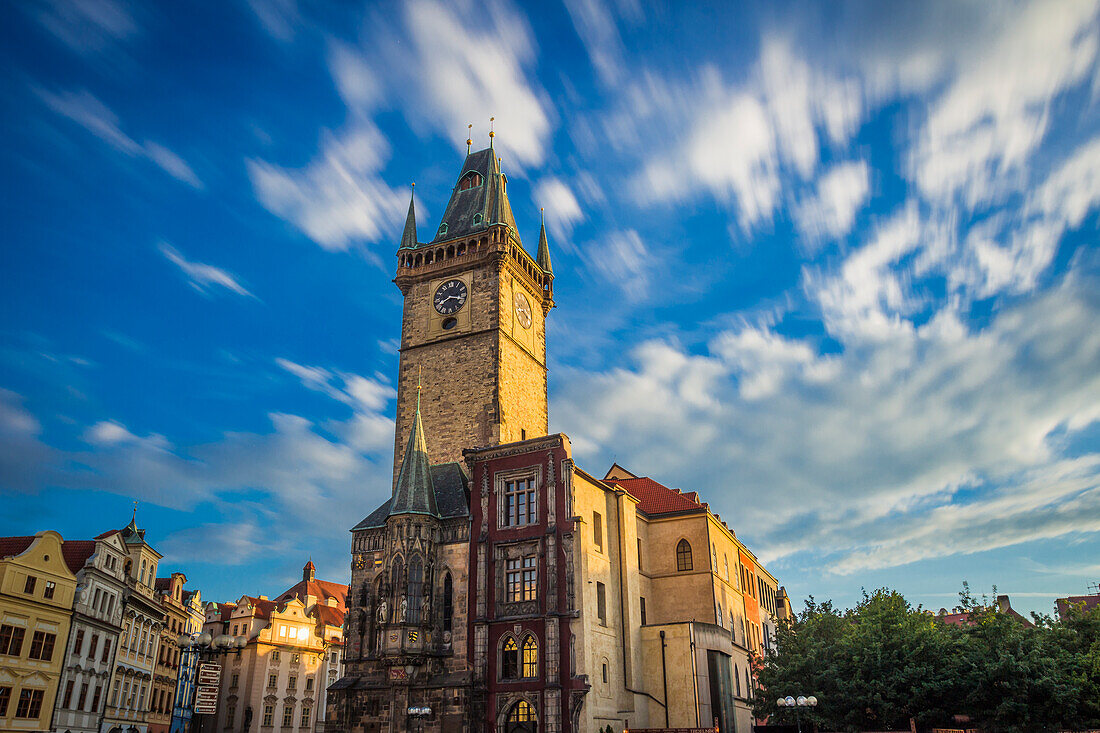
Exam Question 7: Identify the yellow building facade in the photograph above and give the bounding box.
[0,531,77,731]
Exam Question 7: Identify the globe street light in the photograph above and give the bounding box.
[408,705,432,733]
[776,694,818,733]
[178,632,249,733]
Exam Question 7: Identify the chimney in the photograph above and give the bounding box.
[259,595,268,601]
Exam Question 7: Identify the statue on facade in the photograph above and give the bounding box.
[398,595,408,622]
[378,599,388,625]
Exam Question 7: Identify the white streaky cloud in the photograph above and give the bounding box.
[160,522,267,566]
[912,0,1099,206]
[794,160,871,248]
[629,38,863,230]
[247,0,299,42]
[32,0,137,55]
[533,177,584,241]
[159,243,255,298]
[555,273,1100,575]
[328,41,383,112]
[276,358,395,413]
[562,0,627,86]
[807,203,923,342]
[582,229,655,297]
[401,0,551,168]
[247,122,406,251]
[35,88,203,187]
[83,420,170,451]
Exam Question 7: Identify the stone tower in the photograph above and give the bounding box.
[392,144,554,481]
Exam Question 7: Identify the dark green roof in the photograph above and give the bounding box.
[351,463,470,531]
[536,217,552,274]
[428,147,519,245]
[398,190,418,250]
[389,399,437,517]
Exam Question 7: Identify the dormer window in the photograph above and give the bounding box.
[472,213,482,225]
[501,174,507,192]
[458,171,483,191]
[438,223,448,236]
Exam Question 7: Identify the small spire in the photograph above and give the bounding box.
[537,208,553,275]
[399,185,418,250]
[466,124,472,155]
[389,371,438,517]
[489,116,495,147]
[416,365,422,412]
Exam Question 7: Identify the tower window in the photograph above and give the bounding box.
[473,212,483,225]
[442,573,453,633]
[593,512,603,551]
[596,582,606,625]
[522,636,538,677]
[459,172,483,191]
[438,223,448,236]
[442,317,457,330]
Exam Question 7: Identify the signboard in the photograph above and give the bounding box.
[194,685,219,715]
[197,663,222,687]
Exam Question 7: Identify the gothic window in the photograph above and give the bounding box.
[676,539,693,572]
[459,172,483,191]
[505,700,535,733]
[407,556,423,624]
[724,555,730,581]
[717,603,723,627]
[442,573,453,633]
[502,478,537,527]
[391,558,404,603]
[522,636,538,678]
[473,212,483,225]
[506,557,537,602]
[502,637,519,679]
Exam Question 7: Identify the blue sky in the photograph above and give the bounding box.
[2,0,1099,616]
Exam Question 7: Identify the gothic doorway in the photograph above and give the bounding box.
[504,700,537,733]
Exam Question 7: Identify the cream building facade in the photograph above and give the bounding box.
[0,531,78,732]
[202,562,346,732]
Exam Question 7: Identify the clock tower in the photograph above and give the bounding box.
[391,143,554,481]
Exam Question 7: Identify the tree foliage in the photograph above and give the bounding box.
[753,586,1100,732]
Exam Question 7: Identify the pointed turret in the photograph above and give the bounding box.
[389,384,439,517]
[303,559,316,583]
[399,188,418,250]
[536,211,553,275]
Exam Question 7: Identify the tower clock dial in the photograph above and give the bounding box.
[514,291,532,329]
[433,279,468,315]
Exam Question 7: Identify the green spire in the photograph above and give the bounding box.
[399,186,417,250]
[537,209,553,274]
[389,373,438,517]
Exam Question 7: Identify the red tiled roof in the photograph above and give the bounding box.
[216,603,235,622]
[0,536,36,559]
[240,596,278,619]
[94,529,119,540]
[939,612,972,627]
[154,577,172,591]
[1057,595,1100,616]
[277,579,349,614]
[604,477,707,516]
[62,540,97,574]
[313,604,345,628]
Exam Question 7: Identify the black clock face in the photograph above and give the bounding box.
[434,279,468,315]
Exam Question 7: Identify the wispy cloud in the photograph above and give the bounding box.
[533,177,585,242]
[247,122,405,252]
[159,243,256,299]
[32,0,137,56]
[794,160,871,249]
[35,88,202,188]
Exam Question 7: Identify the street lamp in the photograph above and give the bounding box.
[178,632,249,733]
[408,705,432,733]
[776,694,817,733]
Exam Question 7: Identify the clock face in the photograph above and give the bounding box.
[434,279,468,315]
[514,292,532,329]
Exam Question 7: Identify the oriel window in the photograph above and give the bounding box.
[503,478,537,527]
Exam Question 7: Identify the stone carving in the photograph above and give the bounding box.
[378,600,388,625]
[398,596,408,622]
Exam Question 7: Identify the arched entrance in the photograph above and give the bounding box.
[504,700,537,733]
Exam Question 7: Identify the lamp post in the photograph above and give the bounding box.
[407,705,432,733]
[178,631,248,733]
[776,694,817,733]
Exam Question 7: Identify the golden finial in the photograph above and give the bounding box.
[489,116,495,146]
[466,124,473,154]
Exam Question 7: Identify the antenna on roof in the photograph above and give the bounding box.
[132,500,138,522]
[489,116,495,147]
[416,365,422,412]
[466,124,472,154]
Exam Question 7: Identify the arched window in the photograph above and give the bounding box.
[407,556,423,624]
[459,172,483,191]
[442,573,453,633]
[724,555,730,581]
[505,700,535,733]
[717,603,723,627]
[391,558,404,610]
[501,637,519,679]
[124,559,132,577]
[438,223,448,237]
[676,539,692,571]
[522,636,538,678]
[473,212,483,225]
[140,560,146,582]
